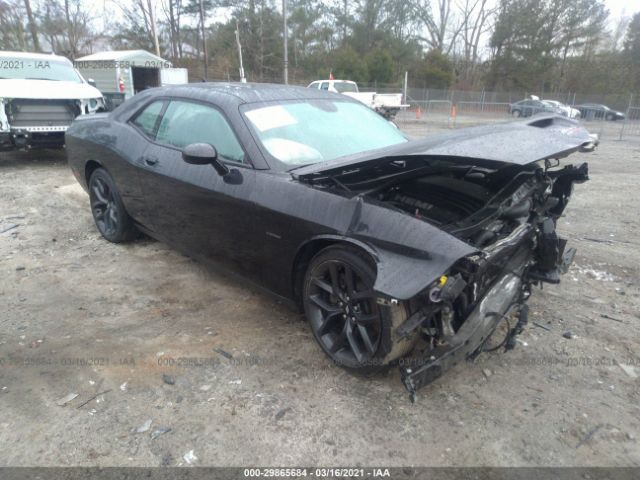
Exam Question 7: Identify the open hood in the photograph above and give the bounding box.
[0,79,103,100]
[292,115,597,180]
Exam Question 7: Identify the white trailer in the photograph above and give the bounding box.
[74,50,188,109]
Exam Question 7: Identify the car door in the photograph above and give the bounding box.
[529,101,541,115]
[136,98,260,273]
[122,99,167,224]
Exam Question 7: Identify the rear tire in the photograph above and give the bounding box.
[302,246,416,370]
[88,168,137,243]
[512,110,521,118]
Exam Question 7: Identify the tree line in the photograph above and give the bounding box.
[1,0,640,95]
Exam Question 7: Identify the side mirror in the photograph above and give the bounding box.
[87,78,97,88]
[182,143,229,177]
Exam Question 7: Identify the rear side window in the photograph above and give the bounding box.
[155,100,245,163]
[132,101,164,137]
[320,82,329,90]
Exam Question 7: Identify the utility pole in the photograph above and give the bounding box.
[199,0,208,80]
[283,0,288,84]
[235,20,246,83]
[403,71,408,105]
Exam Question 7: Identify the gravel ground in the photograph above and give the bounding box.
[0,117,639,467]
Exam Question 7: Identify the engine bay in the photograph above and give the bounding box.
[368,162,552,249]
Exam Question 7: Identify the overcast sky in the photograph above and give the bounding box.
[95,0,640,40]
[605,0,640,19]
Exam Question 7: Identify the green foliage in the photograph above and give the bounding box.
[365,48,394,83]
[487,0,609,92]
[3,0,640,96]
[409,50,455,88]
[329,46,369,83]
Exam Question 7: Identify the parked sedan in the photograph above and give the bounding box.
[66,83,595,399]
[575,103,625,121]
[510,99,559,117]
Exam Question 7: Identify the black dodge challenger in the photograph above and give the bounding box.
[66,83,595,398]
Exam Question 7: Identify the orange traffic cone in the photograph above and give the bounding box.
[416,105,422,119]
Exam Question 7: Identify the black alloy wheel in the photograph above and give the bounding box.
[88,168,136,243]
[304,247,387,369]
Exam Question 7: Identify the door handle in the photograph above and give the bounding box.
[143,156,159,166]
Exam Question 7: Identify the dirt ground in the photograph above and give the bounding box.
[0,117,639,467]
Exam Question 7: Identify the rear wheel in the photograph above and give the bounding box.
[88,168,137,243]
[303,246,415,369]
[512,109,521,118]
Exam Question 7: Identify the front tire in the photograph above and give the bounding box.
[303,246,416,370]
[88,168,137,243]
[512,110,521,118]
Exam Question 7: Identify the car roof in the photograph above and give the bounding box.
[112,81,356,123]
[147,82,351,106]
[0,50,72,64]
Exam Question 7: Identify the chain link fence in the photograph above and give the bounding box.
[391,87,638,141]
[164,65,640,141]
[619,106,640,140]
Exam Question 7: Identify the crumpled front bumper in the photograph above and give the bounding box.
[1,128,67,150]
[400,272,523,400]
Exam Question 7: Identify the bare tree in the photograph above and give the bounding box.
[37,0,95,57]
[0,0,28,50]
[23,0,41,51]
[457,0,495,86]
[111,0,159,51]
[161,0,184,59]
[413,0,465,55]
[607,14,630,52]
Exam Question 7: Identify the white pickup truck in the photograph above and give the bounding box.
[307,79,407,119]
[0,51,104,151]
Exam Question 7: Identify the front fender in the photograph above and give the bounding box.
[347,197,477,300]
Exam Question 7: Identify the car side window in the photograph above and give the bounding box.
[309,82,319,89]
[155,100,245,163]
[320,82,329,90]
[131,101,164,138]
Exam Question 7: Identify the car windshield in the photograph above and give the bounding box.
[0,56,82,82]
[333,82,358,93]
[243,100,408,167]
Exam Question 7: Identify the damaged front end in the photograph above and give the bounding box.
[0,97,105,151]
[391,160,589,400]
[294,115,594,397]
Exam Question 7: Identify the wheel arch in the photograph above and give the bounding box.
[291,235,379,304]
[85,159,104,186]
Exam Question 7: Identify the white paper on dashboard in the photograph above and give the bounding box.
[245,106,297,132]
